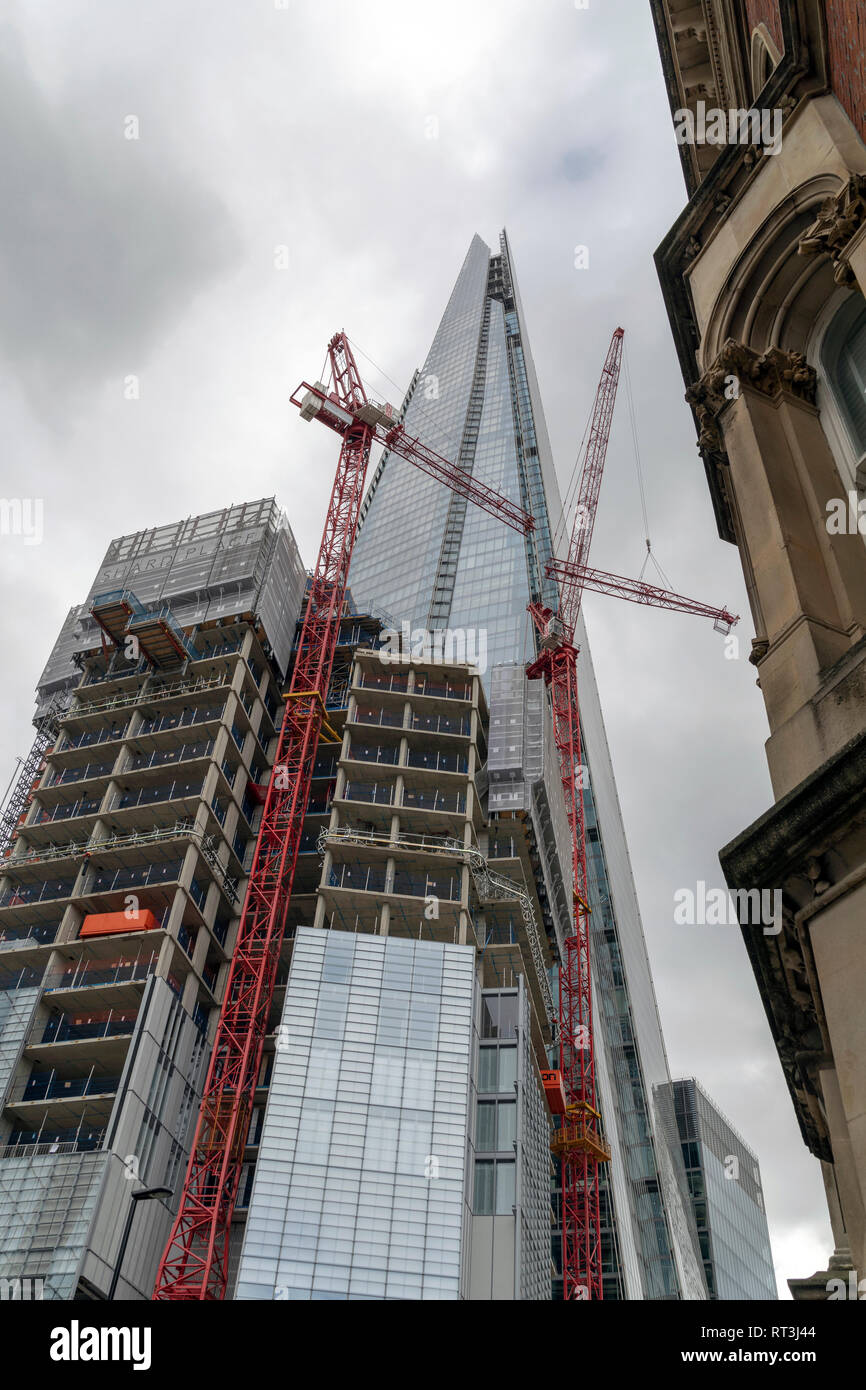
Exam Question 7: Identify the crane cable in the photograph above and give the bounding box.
[346,333,464,462]
[623,339,673,591]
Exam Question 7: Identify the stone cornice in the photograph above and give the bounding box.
[798,174,866,285]
[720,717,866,1163]
[685,339,818,450]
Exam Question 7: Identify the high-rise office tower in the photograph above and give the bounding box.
[346,231,707,1299]
[671,1079,777,1300]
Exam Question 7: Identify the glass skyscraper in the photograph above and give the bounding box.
[671,1079,777,1300]
[348,230,707,1299]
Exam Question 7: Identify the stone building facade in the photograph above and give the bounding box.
[650,0,866,1297]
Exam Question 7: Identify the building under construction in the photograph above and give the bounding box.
[0,500,306,1298]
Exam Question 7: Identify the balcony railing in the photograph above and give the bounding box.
[358,671,409,694]
[60,724,129,751]
[401,786,466,815]
[343,780,395,807]
[406,749,468,775]
[43,953,163,993]
[193,637,245,660]
[347,741,399,766]
[69,672,226,718]
[33,796,102,824]
[0,878,78,908]
[109,778,204,811]
[354,705,405,729]
[392,869,461,901]
[328,863,388,894]
[17,1071,120,1103]
[82,858,185,897]
[0,965,45,992]
[126,738,213,771]
[190,877,208,911]
[138,704,226,736]
[45,760,115,786]
[413,677,471,702]
[38,1012,137,1044]
[0,922,60,948]
[411,712,470,737]
[3,1129,106,1157]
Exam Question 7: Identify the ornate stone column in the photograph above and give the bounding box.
[687,341,866,797]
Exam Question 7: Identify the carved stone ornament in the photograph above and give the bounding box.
[686,340,818,452]
[798,174,866,285]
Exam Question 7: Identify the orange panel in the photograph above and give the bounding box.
[80,909,159,938]
[541,1069,568,1116]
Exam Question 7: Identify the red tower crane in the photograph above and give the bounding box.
[527,327,738,1301]
[153,332,535,1301]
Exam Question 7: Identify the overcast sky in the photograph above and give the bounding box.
[0,0,832,1296]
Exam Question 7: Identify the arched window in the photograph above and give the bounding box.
[750,24,782,99]
[820,294,866,487]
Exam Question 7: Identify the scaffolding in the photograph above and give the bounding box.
[0,694,67,859]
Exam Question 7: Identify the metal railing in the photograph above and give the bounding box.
[16,1071,120,1103]
[354,706,405,729]
[0,965,45,991]
[0,923,59,948]
[43,953,163,993]
[410,711,470,736]
[192,637,245,660]
[33,796,102,824]
[412,678,471,702]
[37,1011,137,1045]
[347,742,399,766]
[45,760,115,786]
[406,748,468,775]
[60,724,129,751]
[83,857,186,897]
[137,704,225,736]
[109,778,204,811]
[126,738,213,771]
[68,673,227,718]
[327,863,388,894]
[343,780,395,807]
[0,879,77,908]
[357,671,410,694]
[401,786,466,814]
[392,869,461,901]
[2,1130,106,1158]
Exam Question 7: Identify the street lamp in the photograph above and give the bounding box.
[108,1185,173,1300]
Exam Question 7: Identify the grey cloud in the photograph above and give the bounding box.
[0,25,241,417]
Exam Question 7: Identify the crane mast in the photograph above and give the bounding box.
[528,328,737,1300]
